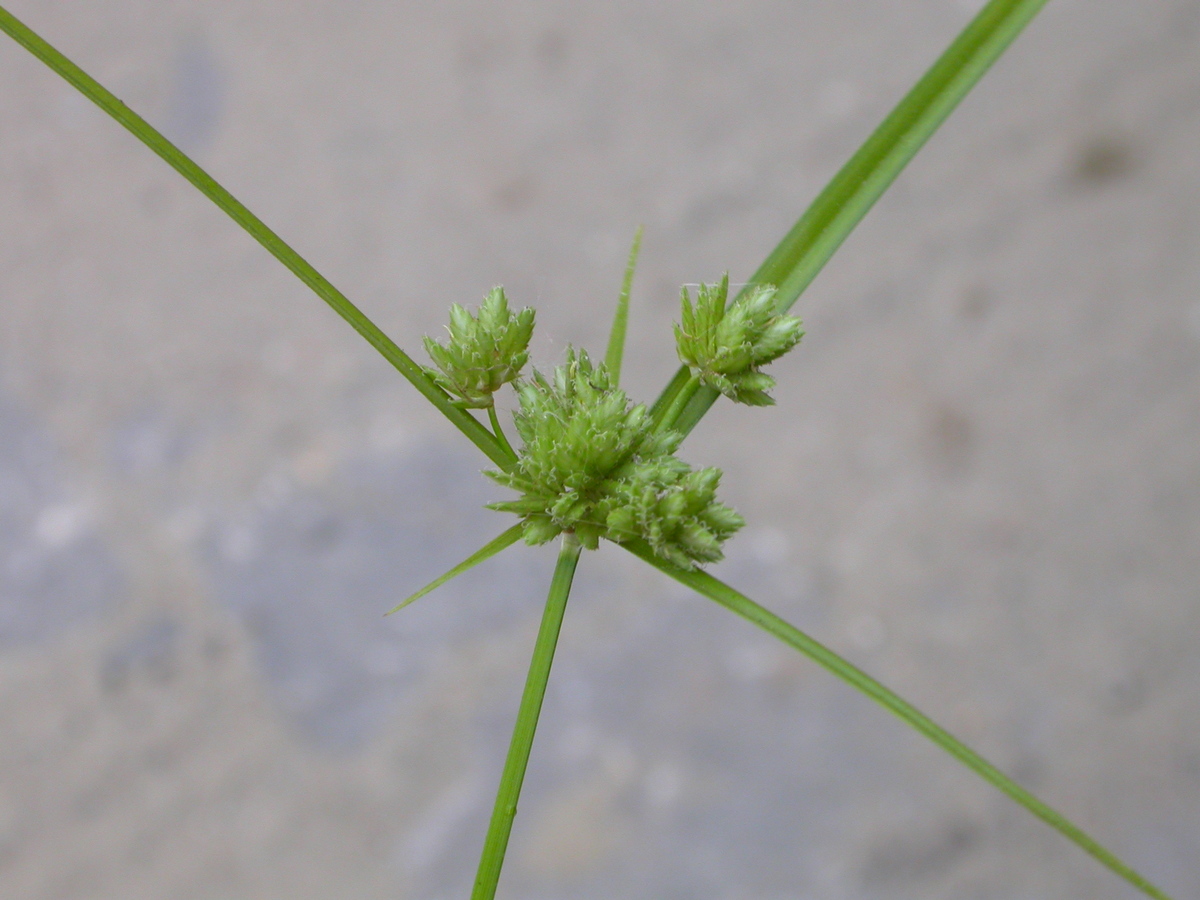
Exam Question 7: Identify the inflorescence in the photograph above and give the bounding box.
[675,274,804,406]
[423,286,535,409]
[425,275,803,569]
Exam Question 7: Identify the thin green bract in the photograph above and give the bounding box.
[384,523,525,616]
[652,0,1056,438]
[624,540,1175,900]
[603,225,643,386]
[0,1,1175,899]
[0,5,514,471]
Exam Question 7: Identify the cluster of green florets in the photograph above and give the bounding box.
[424,274,802,569]
[485,349,743,568]
[675,275,804,406]
[423,286,534,409]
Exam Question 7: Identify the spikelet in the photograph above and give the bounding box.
[674,275,803,406]
[486,349,743,569]
[423,286,535,408]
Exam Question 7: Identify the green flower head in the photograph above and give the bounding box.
[487,348,743,569]
[674,274,804,406]
[423,286,535,408]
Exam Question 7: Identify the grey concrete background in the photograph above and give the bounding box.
[0,1,1197,898]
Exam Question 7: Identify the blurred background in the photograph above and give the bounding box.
[0,1,1197,898]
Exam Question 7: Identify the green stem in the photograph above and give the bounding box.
[653,0,1050,441]
[488,405,517,460]
[621,539,1173,900]
[0,4,514,471]
[653,372,701,434]
[647,365,691,425]
[674,385,720,435]
[472,534,582,900]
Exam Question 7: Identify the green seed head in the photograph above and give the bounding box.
[674,274,804,406]
[487,348,743,568]
[423,286,535,408]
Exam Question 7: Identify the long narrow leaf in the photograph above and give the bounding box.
[0,5,514,470]
[604,226,643,387]
[384,523,525,616]
[657,0,1051,438]
[621,539,1172,900]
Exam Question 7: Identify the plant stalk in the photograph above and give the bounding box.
[488,405,517,460]
[472,534,582,900]
[653,372,701,434]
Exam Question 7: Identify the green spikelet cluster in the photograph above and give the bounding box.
[675,275,804,405]
[423,287,535,408]
[487,349,744,568]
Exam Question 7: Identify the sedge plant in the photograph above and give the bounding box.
[0,1,1177,897]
